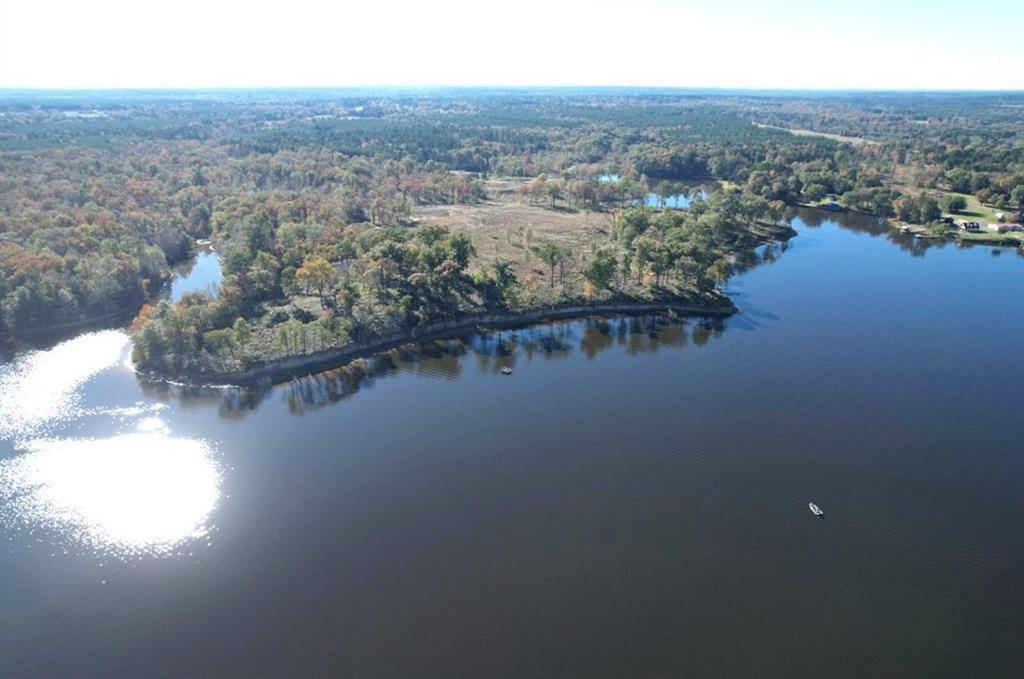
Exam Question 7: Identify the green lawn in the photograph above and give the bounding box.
[955,230,1022,246]
[940,192,1005,224]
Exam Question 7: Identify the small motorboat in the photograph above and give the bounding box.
[808,502,824,517]
[500,367,513,375]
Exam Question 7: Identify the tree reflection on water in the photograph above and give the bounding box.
[141,313,733,417]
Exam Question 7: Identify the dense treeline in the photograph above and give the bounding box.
[0,146,203,331]
[3,89,1022,352]
[0,138,484,334]
[742,92,1024,218]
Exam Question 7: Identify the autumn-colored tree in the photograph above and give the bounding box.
[296,257,337,309]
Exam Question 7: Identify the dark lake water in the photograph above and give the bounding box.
[1,210,1023,678]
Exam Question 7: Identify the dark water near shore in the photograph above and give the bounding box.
[1,210,1023,678]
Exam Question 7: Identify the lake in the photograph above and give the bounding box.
[1,210,1022,678]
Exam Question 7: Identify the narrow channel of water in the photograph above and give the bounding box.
[168,243,222,301]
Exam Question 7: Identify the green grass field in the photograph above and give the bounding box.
[957,230,1023,245]
[940,192,1005,224]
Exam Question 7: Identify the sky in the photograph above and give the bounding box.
[1,0,1022,90]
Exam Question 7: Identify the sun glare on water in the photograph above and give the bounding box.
[0,331,223,558]
[0,330,130,441]
[0,429,221,557]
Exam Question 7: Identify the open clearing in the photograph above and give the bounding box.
[754,122,879,146]
[414,177,612,281]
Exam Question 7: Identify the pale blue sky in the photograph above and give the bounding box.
[1,0,1021,89]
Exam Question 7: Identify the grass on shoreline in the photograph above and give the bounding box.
[941,192,1005,225]
[956,230,1023,245]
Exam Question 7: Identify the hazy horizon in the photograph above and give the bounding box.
[2,0,1022,90]
[2,85,1024,94]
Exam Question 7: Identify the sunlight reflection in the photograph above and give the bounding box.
[0,330,130,441]
[0,427,220,558]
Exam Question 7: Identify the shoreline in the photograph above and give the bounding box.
[0,246,195,349]
[895,221,1023,246]
[136,222,796,387]
[795,202,1024,247]
[140,297,737,387]
[0,306,140,352]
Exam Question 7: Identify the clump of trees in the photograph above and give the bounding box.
[606,191,775,293]
[941,194,967,214]
[132,217,495,372]
[894,194,942,224]
[130,184,777,375]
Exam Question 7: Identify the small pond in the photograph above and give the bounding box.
[169,243,222,301]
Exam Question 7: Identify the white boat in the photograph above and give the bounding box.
[809,502,824,517]
[500,367,513,375]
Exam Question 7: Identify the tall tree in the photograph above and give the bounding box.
[583,246,617,291]
[537,241,562,287]
[296,257,337,309]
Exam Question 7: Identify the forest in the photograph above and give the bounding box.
[1,89,1022,375]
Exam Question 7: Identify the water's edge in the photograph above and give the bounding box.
[141,222,796,386]
[144,298,736,387]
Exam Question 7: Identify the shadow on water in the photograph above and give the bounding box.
[141,314,732,416]
[278,315,724,415]
[733,239,791,276]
